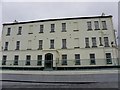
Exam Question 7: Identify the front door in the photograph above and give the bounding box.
[45,53,53,69]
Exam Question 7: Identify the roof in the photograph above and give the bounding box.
[3,15,112,26]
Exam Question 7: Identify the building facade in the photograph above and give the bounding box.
[1,15,118,70]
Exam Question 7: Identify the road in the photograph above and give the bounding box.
[1,72,119,88]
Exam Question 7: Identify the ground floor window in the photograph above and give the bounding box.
[14,55,19,65]
[75,54,80,65]
[26,55,31,65]
[106,53,112,64]
[37,55,42,65]
[2,55,7,65]
[90,54,96,65]
[62,54,67,65]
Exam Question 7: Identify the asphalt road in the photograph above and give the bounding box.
[1,73,119,88]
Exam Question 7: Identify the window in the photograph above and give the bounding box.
[90,54,96,65]
[73,22,78,31]
[106,53,112,64]
[99,37,103,46]
[27,40,32,50]
[6,28,11,36]
[75,54,80,65]
[74,38,80,48]
[104,37,109,47]
[38,40,43,50]
[62,54,67,65]
[26,55,31,65]
[16,41,20,50]
[17,27,22,35]
[102,21,107,30]
[40,25,44,33]
[50,24,55,32]
[62,39,67,49]
[37,55,42,65]
[92,37,97,47]
[94,21,100,30]
[85,38,90,48]
[14,55,19,65]
[50,39,54,49]
[29,25,33,34]
[87,21,92,30]
[2,55,7,65]
[62,23,66,32]
[4,42,8,50]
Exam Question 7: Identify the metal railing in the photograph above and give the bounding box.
[1,58,119,67]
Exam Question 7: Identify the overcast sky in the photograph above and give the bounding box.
[1,2,119,42]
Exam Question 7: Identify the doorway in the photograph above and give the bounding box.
[44,53,53,69]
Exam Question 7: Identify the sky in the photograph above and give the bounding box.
[1,1,119,43]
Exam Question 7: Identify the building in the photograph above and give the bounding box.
[1,15,118,70]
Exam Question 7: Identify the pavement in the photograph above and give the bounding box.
[0,68,119,75]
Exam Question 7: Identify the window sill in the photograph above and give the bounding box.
[27,49,32,50]
[6,34,10,36]
[94,29,100,30]
[74,47,80,49]
[39,32,44,33]
[61,30,67,32]
[38,48,42,50]
[15,49,20,50]
[85,46,90,48]
[4,49,8,51]
[87,29,92,31]
[61,47,67,49]
[102,28,107,30]
[62,64,67,65]
[28,33,33,34]
[50,31,55,33]
[92,46,97,48]
[73,30,79,32]
[104,46,110,47]
[17,34,21,35]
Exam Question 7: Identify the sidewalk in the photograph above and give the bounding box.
[0,69,118,75]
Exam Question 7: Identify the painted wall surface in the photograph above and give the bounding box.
[2,16,118,67]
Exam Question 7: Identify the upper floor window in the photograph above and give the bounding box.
[90,54,96,65]
[62,39,67,49]
[2,55,7,65]
[74,38,80,48]
[38,40,43,50]
[85,37,90,48]
[28,25,33,34]
[75,54,80,65]
[27,40,32,50]
[4,42,8,50]
[14,55,19,65]
[50,39,54,49]
[50,24,55,32]
[40,25,44,33]
[6,28,11,36]
[106,53,112,64]
[16,41,20,50]
[104,37,109,47]
[92,37,97,47]
[87,21,92,30]
[99,37,103,46]
[17,27,22,35]
[94,21,100,30]
[102,21,107,30]
[62,23,66,32]
[37,55,42,66]
[26,55,31,65]
[62,54,67,65]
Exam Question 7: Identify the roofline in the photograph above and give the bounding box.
[3,15,112,26]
